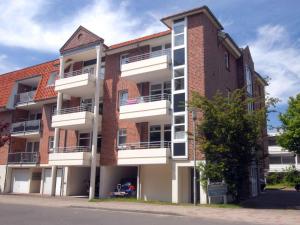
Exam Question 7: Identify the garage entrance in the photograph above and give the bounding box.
[11,169,30,193]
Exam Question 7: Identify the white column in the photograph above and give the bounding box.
[199,170,207,204]
[89,44,103,200]
[51,56,64,196]
[137,165,141,200]
[171,162,179,203]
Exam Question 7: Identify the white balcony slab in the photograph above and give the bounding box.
[55,73,102,98]
[51,111,96,130]
[48,152,100,166]
[11,131,40,139]
[119,100,171,123]
[118,148,170,165]
[121,55,171,83]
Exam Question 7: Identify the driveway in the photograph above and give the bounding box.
[241,189,300,209]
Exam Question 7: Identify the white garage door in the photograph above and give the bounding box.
[12,169,30,193]
[43,168,63,196]
[43,169,52,195]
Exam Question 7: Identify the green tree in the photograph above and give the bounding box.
[277,94,300,155]
[189,89,271,201]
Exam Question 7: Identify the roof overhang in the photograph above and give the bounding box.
[255,71,268,86]
[161,6,223,30]
[218,31,242,58]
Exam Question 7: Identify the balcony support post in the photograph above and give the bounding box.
[89,44,103,200]
[51,56,64,197]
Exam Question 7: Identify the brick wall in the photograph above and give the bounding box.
[187,13,240,160]
[101,46,149,165]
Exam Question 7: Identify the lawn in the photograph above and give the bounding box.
[266,183,295,190]
[90,197,241,208]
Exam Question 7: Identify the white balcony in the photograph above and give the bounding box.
[55,70,103,98]
[11,120,41,139]
[121,50,171,83]
[48,146,100,166]
[119,94,171,123]
[51,106,99,130]
[117,141,171,165]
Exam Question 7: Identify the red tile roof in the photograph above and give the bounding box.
[0,59,59,108]
[109,30,171,50]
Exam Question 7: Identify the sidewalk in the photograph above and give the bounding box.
[0,194,299,225]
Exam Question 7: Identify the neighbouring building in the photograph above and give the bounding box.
[268,133,299,172]
[0,6,267,203]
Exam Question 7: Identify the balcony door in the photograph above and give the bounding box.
[149,125,161,148]
[26,141,39,153]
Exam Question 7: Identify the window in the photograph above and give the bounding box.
[174,93,185,112]
[81,98,93,111]
[119,90,128,106]
[165,43,171,49]
[97,134,102,153]
[52,105,57,115]
[174,68,184,91]
[150,84,162,96]
[247,102,254,112]
[245,66,253,96]
[79,133,91,147]
[118,129,127,147]
[47,72,58,86]
[174,115,185,139]
[151,46,162,52]
[269,155,295,164]
[82,65,95,75]
[120,54,129,65]
[224,51,229,70]
[48,137,54,152]
[173,143,185,156]
[174,48,185,66]
[26,141,39,152]
[150,125,161,143]
[164,124,171,143]
[163,81,171,95]
[173,20,184,47]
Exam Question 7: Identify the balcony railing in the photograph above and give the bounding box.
[120,94,171,106]
[121,49,171,65]
[118,141,171,150]
[62,69,95,78]
[7,152,39,164]
[15,90,36,105]
[11,120,41,134]
[54,105,92,115]
[49,146,91,153]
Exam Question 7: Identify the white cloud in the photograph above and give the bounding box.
[0,0,165,53]
[0,55,19,74]
[249,25,300,103]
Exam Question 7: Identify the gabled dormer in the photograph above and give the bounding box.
[60,26,104,54]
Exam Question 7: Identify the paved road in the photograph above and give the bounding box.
[0,203,262,225]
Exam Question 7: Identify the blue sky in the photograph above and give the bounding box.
[0,0,299,131]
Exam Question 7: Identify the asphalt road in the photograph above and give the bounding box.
[0,203,262,225]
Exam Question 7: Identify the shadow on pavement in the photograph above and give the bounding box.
[240,189,300,210]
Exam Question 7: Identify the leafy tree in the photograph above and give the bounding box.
[277,94,300,155]
[189,88,273,201]
[0,122,10,148]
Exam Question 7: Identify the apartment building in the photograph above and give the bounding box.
[0,6,267,203]
[268,133,299,172]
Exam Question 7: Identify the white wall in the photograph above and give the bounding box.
[0,165,7,193]
[66,167,90,196]
[140,164,172,202]
[99,166,137,198]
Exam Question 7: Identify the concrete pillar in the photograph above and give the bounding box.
[171,162,179,203]
[51,56,64,197]
[89,44,103,200]
[137,165,141,200]
[199,170,207,204]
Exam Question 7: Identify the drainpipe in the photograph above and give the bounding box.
[89,44,103,200]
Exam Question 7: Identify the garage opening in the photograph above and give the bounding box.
[67,166,91,196]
